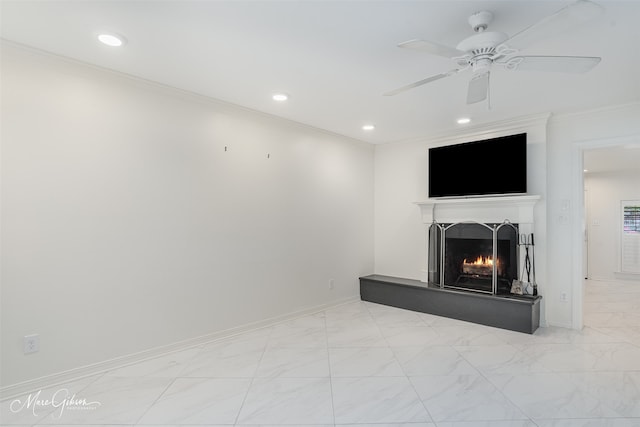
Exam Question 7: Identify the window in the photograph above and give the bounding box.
[621,201,640,273]
[623,205,640,233]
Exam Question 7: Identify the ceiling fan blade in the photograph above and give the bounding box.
[398,39,465,58]
[502,0,605,51]
[384,69,460,96]
[505,55,601,73]
[467,72,489,105]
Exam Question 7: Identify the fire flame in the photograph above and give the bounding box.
[463,256,495,266]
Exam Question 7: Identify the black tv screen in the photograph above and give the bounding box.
[428,133,527,198]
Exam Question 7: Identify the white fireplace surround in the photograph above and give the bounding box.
[416,195,541,286]
[416,195,541,225]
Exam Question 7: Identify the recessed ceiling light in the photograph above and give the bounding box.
[457,117,471,125]
[362,124,375,131]
[584,169,589,173]
[272,93,288,101]
[98,33,126,47]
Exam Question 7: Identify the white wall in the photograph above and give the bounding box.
[585,169,640,280]
[0,44,374,387]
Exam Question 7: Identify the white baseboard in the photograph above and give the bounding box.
[0,295,359,401]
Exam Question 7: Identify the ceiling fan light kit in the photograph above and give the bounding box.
[385,0,605,106]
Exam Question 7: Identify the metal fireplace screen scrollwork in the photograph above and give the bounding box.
[428,221,519,295]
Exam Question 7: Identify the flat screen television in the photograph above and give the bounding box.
[428,133,527,198]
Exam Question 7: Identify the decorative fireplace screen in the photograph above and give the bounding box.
[428,221,519,295]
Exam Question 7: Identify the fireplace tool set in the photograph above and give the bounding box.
[512,233,537,296]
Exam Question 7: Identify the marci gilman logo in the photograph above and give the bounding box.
[9,388,101,418]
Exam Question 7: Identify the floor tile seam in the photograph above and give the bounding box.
[380,320,445,348]
[169,343,212,379]
[456,363,537,424]
[449,343,498,377]
[232,324,275,426]
[545,366,640,374]
[367,307,432,326]
[579,327,636,344]
[513,341,607,357]
[623,340,640,350]
[512,369,634,419]
[360,302,394,349]
[131,376,178,425]
[356,305,391,348]
[397,349,504,421]
[451,342,525,350]
[363,304,428,377]
[558,369,640,379]
[326,346,392,352]
[575,341,640,364]
[331,374,410,379]
[531,415,640,423]
[162,323,276,365]
[586,312,640,318]
[386,333,480,378]
[322,307,337,426]
[406,373,534,424]
[393,343,470,351]
[171,374,338,380]
[404,372,435,424]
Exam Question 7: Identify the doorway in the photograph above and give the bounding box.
[574,135,640,329]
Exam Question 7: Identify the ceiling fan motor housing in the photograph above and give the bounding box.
[456,31,509,53]
[468,10,494,32]
[456,10,509,71]
[456,31,509,70]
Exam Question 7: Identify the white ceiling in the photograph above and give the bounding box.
[1,0,639,146]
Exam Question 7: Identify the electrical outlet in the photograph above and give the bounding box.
[560,292,568,302]
[329,279,335,290]
[24,334,40,354]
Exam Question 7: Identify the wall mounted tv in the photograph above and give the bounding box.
[428,133,527,198]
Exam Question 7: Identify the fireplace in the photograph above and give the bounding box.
[428,221,519,294]
[358,195,543,334]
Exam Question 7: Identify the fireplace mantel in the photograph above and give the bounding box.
[415,195,541,225]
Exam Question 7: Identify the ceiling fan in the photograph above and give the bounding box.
[384,0,604,105]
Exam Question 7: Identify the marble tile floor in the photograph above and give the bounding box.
[2,279,640,427]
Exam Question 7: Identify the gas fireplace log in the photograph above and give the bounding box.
[462,265,494,276]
